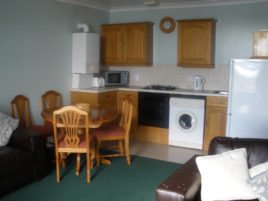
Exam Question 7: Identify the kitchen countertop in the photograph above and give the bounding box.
[71,86,228,97]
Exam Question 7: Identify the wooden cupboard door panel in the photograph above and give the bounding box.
[178,19,215,68]
[124,24,147,64]
[101,22,153,66]
[101,25,124,65]
[203,96,227,152]
[99,91,117,110]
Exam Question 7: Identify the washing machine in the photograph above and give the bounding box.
[168,97,205,149]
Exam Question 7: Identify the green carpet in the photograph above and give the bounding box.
[2,156,179,201]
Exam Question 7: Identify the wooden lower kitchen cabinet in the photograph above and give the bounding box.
[70,91,117,109]
[135,126,168,144]
[71,91,98,105]
[203,96,228,152]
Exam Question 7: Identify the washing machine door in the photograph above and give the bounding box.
[175,111,197,132]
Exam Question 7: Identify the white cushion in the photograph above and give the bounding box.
[0,112,19,146]
[196,148,257,201]
[250,161,268,178]
[249,169,268,201]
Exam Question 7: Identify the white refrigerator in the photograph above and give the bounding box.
[227,59,268,139]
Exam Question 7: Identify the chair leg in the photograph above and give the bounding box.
[75,153,81,176]
[90,144,95,169]
[96,140,101,167]
[86,152,91,184]
[59,153,66,168]
[119,140,124,154]
[125,139,131,165]
[55,153,61,183]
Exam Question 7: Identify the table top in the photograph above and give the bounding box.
[41,106,117,128]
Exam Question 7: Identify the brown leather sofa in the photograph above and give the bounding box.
[0,128,48,197]
[156,137,268,201]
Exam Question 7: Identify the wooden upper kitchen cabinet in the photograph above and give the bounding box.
[101,22,153,66]
[203,96,228,152]
[177,19,216,68]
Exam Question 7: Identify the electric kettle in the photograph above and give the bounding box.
[193,75,206,91]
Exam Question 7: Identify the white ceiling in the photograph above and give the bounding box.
[56,0,268,12]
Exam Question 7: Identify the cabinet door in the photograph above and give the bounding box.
[178,19,215,68]
[99,91,117,110]
[124,24,152,65]
[101,22,153,66]
[203,96,228,152]
[101,25,124,65]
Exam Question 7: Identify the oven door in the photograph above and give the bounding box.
[138,92,170,128]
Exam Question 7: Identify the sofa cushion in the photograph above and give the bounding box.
[249,169,268,201]
[196,148,257,201]
[0,146,33,179]
[0,112,19,146]
[209,137,268,168]
[250,161,268,178]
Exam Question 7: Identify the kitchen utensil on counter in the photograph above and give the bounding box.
[193,75,206,91]
[93,76,105,87]
[93,77,100,87]
[99,77,105,87]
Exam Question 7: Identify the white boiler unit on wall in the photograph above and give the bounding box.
[72,33,100,88]
[72,33,99,74]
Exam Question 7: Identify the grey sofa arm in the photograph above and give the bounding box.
[9,128,48,180]
[156,155,201,201]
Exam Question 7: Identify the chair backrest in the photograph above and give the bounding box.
[119,98,133,135]
[53,106,89,150]
[41,90,62,111]
[10,95,32,128]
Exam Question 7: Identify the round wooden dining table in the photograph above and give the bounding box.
[41,105,118,165]
[41,105,117,128]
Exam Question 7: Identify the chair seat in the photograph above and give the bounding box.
[93,126,125,140]
[58,134,93,149]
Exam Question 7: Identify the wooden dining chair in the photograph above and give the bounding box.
[10,95,32,128]
[53,106,95,183]
[41,90,62,125]
[92,98,133,166]
[10,95,53,137]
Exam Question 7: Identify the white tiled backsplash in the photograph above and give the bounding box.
[103,64,229,91]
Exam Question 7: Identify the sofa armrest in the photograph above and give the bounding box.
[9,128,45,151]
[9,128,48,179]
[156,155,202,201]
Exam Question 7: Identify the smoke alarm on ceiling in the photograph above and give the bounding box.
[144,0,157,6]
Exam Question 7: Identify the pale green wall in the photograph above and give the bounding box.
[0,0,108,123]
[1,1,267,124]
[109,2,268,65]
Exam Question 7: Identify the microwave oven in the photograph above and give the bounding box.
[102,71,129,86]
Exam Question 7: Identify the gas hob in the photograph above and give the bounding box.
[143,85,177,91]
